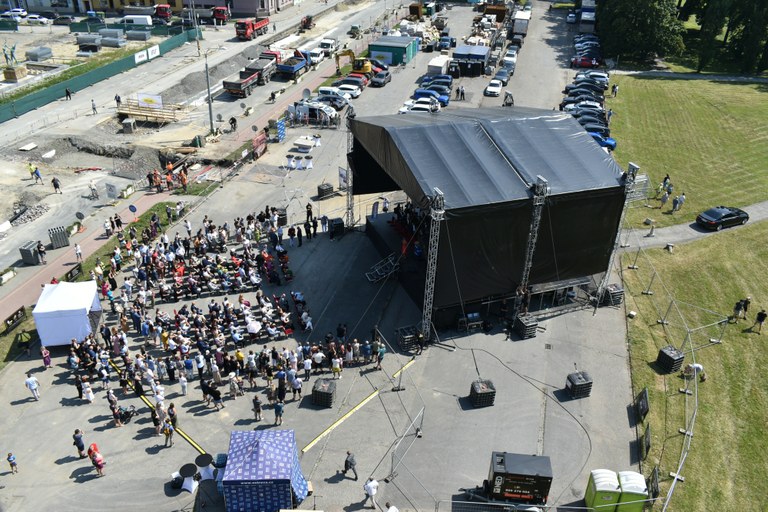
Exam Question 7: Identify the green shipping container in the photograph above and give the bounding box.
[368,36,419,66]
[616,471,649,512]
[584,469,620,511]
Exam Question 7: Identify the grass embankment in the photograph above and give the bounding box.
[622,220,768,511]
[608,76,768,229]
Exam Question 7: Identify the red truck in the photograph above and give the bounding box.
[236,17,269,40]
[223,51,282,97]
[124,4,172,20]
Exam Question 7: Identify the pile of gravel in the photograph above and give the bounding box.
[11,203,50,227]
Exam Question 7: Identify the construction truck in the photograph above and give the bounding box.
[319,38,339,57]
[348,24,363,39]
[334,49,373,76]
[300,15,315,32]
[181,6,229,25]
[123,4,172,20]
[236,17,269,40]
[277,50,309,80]
[223,50,282,96]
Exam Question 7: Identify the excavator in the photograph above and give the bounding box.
[334,49,373,76]
[299,15,315,32]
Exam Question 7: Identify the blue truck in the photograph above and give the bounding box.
[277,50,309,80]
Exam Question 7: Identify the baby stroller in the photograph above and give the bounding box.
[119,405,138,423]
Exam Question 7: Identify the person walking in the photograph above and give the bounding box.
[385,502,399,512]
[742,296,751,319]
[273,22,276,32]
[752,309,767,334]
[41,346,52,369]
[36,241,47,264]
[33,167,43,184]
[678,192,686,211]
[51,176,62,193]
[168,402,178,428]
[73,429,87,458]
[297,225,303,246]
[291,375,302,400]
[671,195,679,213]
[90,449,106,477]
[306,203,313,222]
[163,418,175,447]
[7,453,18,474]
[612,83,619,97]
[74,374,84,399]
[114,94,121,108]
[460,85,465,100]
[65,88,72,100]
[82,377,95,403]
[74,243,83,262]
[274,400,284,425]
[659,191,669,210]
[91,99,98,115]
[363,477,379,509]
[343,451,358,480]
[24,372,41,400]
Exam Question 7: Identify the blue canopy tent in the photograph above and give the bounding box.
[222,430,308,512]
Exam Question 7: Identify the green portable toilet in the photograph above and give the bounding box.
[584,469,620,511]
[616,471,648,512]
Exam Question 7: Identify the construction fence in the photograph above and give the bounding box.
[0,28,201,125]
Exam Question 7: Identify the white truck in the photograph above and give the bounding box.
[319,38,339,57]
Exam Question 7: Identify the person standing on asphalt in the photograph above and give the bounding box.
[24,372,41,400]
[114,94,121,108]
[75,243,83,262]
[51,176,62,193]
[253,395,262,421]
[73,429,87,458]
[343,451,358,480]
[306,203,313,222]
[363,477,379,509]
[274,400,284,425]
[7,453,18,474]
[163,418,175,447]
[65,88,72,100]
[91,99,97,115]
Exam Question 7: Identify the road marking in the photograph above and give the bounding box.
[108,359,207,455]
[301,388,380,453]
[392,357,415,378]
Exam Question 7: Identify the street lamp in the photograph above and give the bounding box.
[204,50,215,135]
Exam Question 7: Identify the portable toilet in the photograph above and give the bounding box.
[584,469,620,511]
[616,471,649,512]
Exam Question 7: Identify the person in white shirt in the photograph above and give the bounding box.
[385,503,399,512]
[363,478,379,509]
[24,373,41,400]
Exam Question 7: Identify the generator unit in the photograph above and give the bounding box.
[485,452,553,505]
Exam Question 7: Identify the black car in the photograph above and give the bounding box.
[571,108,607,122]
[425,84,451,96]
[494,68,510,86]
[369,58,389,71]
[574,77,609,90]
[565,93,604,106]
[568,88,604,102]
[582,123,610,137]
[52,14,75,24]
[696,206,749,231]
[564,82,605,95]
[576,115,607,128]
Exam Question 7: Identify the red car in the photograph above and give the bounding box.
[347,73,370,87]
[570,56,600,69]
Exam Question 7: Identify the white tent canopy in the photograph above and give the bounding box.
[32,281,102,347]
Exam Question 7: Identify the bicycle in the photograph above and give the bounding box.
[89,186,99,200]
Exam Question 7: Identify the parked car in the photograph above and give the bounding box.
[421,74,453,85]
[347,72,369,87]
[337,84,361,98]
[696,206,749,231]
[425,84,451,96]
[566,12,577,23]
[0,12,22,22]
[574,34,599,43]
[570,108,607,122]
[332,77,365,90]
[9,7,27,17]
[573,77,609,90]
[564,82,605,95]
[567,88,604,102]
[577,70,609,81]
[371,70,391,87]
[574,41,601,51]
[369,58,389,71]
[399,104,436,114]
[26,14,50,24]
[494,68,510,86]
[53,15,75,24]
[589,132,617,151]
[315,95,347,111]
[563,100,604,113]
[84,16,105,24]
[413,88,449,107]
[402,97,441,112]
[427,78,453,91]
[582,123,610,137]
[484,79,503,97]
[571,56,600,68]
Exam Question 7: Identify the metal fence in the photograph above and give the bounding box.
[0,28,201,126]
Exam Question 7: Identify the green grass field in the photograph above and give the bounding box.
[609,76,768,229]
[622,220,768,511]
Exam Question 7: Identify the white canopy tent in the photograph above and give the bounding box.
[32,281,102,347]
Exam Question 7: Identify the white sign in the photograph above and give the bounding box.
[134,50,148,64]
[137,93,163,109]
[147,45,160,60]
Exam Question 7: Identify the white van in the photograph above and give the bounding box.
[308,48,325,65]
[120,15,153,25]
[318,86,351,101]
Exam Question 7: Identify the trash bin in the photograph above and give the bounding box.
[19,241,40,266]
[122,118,136,134]
[317,183,333,199]
[330,218,344,239]
[48,226,70,249]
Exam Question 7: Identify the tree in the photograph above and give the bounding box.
[598,0,685,61]
[697,0,732,72]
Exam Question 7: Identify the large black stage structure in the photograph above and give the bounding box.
[352,108,626,329]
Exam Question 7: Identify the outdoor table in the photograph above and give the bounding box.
[313,133,322,147]
[178,463,199,493]
[286,154,295,169]
[293,136,315,153]
[295,156,304,170]
[305,155,314,170]
[195,453,215,481]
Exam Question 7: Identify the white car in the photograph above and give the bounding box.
[10,7,27,17]
[398,104,435,114]
[337,84,361,99]
[0,11,22,22]
[484,79,503,97]
[401,97,441,112]
[566,13,577,24]
[26,14,50,24]
[563,100,604,113]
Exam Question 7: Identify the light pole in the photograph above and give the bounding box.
[204,51,215,135]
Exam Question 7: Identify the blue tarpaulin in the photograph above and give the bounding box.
[223,430,308,512]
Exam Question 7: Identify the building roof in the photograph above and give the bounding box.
[370,35,418,48]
